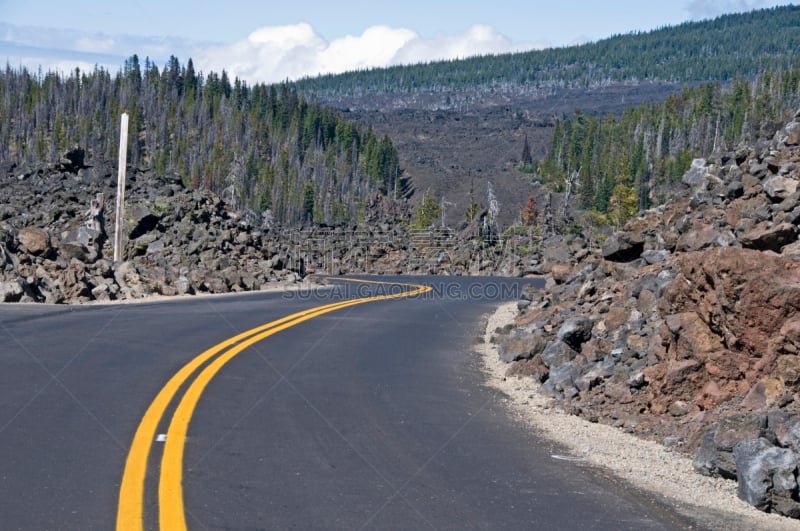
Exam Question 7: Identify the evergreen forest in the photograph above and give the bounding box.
[2,5,800,230]
[293,5,800,98]
[528,66,800,228]
[0,56,400,225]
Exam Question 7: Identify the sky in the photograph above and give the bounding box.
[0,0,796,84]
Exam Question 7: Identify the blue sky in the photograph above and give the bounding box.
[0,0,795,83]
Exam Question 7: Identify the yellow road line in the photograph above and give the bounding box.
[117,279,430,531]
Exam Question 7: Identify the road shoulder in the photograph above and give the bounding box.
[478,302,800,531]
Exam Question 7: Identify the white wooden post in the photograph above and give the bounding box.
[113,112,129,263]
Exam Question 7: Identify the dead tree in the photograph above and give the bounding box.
[85,192,106,234]
[542,192,554,236]
[561,167,580,227]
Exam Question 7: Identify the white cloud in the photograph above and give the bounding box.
[391,24,530,64]
[194,23,538,84]
[74,36,117,54]
[0,21,539,84]
[0,22,196,74]
[320,25,418,72]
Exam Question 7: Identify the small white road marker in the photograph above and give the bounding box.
[156,434,167,442]
[551,454,585,462]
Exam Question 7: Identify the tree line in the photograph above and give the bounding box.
[293,5,800,99]
[0,56,401,225]
[526,65,800,228]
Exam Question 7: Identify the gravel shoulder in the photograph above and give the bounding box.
[479,302,800,531]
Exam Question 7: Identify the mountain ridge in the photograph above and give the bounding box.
[293,5,800,101]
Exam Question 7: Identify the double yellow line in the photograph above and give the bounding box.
[116,278,430,531]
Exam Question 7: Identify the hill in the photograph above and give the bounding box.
[2,7,799,231]
[0,60,402,227]
[293,5,800,100]
[293,5,800,228]
[491,108,800,520]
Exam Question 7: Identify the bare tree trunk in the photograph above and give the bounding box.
[561,167,580,226]
[85,192,105,234]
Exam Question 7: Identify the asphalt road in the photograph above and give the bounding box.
[0,276,701,530]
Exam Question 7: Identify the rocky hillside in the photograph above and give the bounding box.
[0,152,299,303]
[6,108,800,520]
[0,152,565,304]
[493,109,800,518]
[333,81,683,228]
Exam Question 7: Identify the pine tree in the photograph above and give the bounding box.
[301,182,315,222]
[411,192,442,229]
[608,183,638,230]
[0,57,406,226]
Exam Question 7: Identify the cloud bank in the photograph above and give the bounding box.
[194,23,537,84]
[0,21,537,84]
[0,22,193,75]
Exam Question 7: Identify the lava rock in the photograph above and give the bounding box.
[734,438,800,515]
[601,231,644,262]
[557,317,594,351]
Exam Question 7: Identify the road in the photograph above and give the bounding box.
[0,276,700,530]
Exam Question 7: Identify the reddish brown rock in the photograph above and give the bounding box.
[777,355,800,385]
[740,378,789,411]
[675,222,720,252]
[550,263,574,284]
[647,248,800,417]
[17,227,51,256]
[739,222,798,252]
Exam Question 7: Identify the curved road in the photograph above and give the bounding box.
[0,276,700,530]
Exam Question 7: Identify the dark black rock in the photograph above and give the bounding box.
[601,231,644,262]
[693,413,768,480]
[540,340,580,368]
[557,317,593,351]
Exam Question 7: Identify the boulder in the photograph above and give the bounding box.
[91,283,112,301]
[56,146,85,173]
[641,249,669,265]
[498,329,546,363]
[739,222,798,252]
[763,176,799,201]
[126,204,161,239]
[601,231,644,262]
[0,279,24,302]
[740,378,789,411]
[724,180,744,199]
[173,276,194,296]
[784,120,800,147]
[507,355,549,383]
[681,158,710,188]
[59,226,104,263]
[675,223,720,252]
[542,361,583,398]
[694,413,767,479]
[540,340,580,368]
[17,227,51,256]
[557,317,593,351]
[734,438,800,516]
[668,400,691,417]
[774,416,800,454]
[145,238,166,256]
[113,261,147,299]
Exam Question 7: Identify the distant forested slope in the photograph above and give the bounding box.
[528,65,800,228]
[0,57,400,225]
[293,5,800,98]
[4,5,799,230]
[290,5,800,230]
